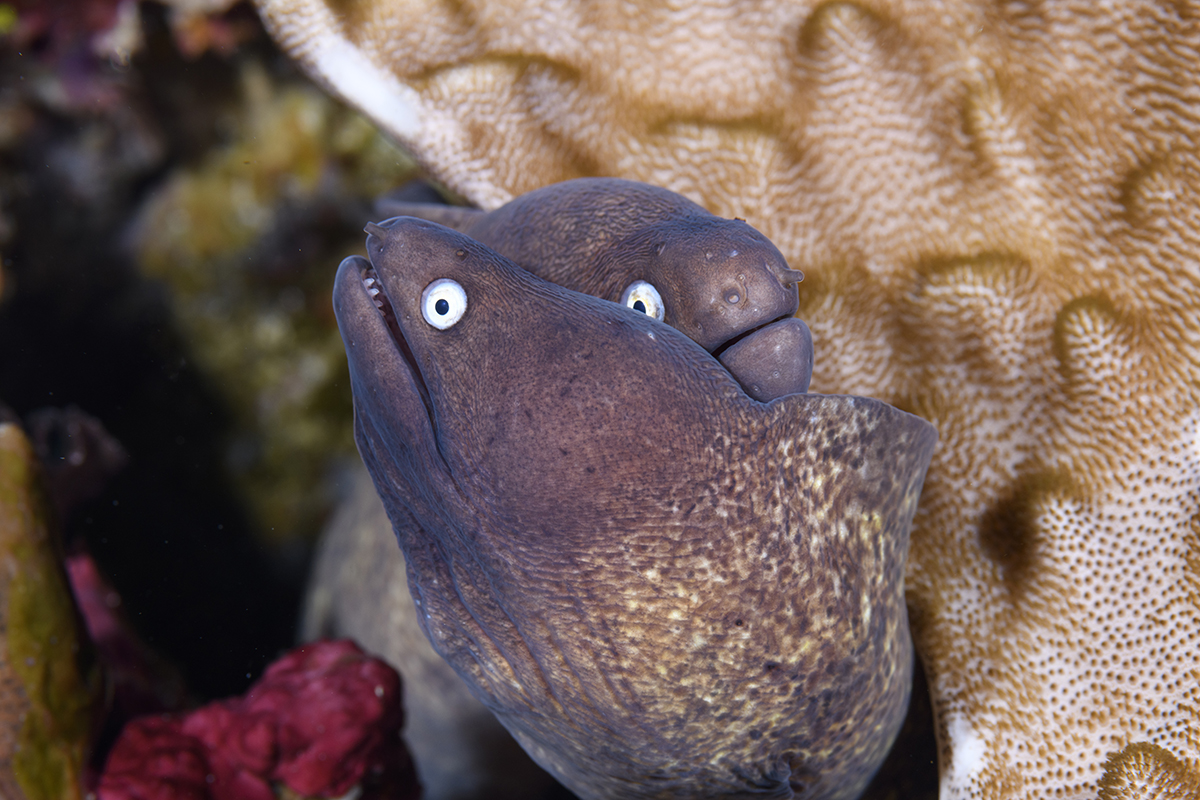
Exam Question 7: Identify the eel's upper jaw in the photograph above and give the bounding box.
[333,254,444,478]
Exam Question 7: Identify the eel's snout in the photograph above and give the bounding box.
[332,254,378,337]
[363,216,491,306]
[366,215,456,256]
[658,221,802,353]
[654,221,811,400]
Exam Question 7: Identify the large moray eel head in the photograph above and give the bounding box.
[333,217,938,800]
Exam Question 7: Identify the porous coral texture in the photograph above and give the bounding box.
[252,0,1200,797]
[1096,743,1200,800]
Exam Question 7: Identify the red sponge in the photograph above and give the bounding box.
[98,640,419,800]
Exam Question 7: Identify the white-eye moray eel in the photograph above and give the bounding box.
[334,217,938,800]
[376,177,812,401]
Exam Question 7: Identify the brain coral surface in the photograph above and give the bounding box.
[253,0,1200,797]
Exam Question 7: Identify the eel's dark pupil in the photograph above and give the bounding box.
[435,298,450,315]
[633,300,647,313]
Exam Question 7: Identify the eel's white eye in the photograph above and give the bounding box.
[421,279,467,329]
[621,280,665,322]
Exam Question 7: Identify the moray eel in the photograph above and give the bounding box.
[334,217,938,800]
[376,178,812,400]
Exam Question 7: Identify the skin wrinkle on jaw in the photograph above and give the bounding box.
[255,1,1200,798]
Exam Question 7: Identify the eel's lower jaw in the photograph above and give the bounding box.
[358,263,437,427]
[717,316,814,401]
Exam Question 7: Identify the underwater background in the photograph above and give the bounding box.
[0,2,937,797]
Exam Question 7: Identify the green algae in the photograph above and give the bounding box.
[0,423,99,800]
[134,59,421,546]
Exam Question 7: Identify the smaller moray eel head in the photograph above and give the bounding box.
[451,177,812,398]
[334,217,938,800]
[619,216,803,354]
[607,213,812,399]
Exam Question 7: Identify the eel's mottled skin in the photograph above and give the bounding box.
[377,178,812,400]
[309,178,818,797]
[334,217,937,800]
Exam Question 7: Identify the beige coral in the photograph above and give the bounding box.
[253,0,1200,797]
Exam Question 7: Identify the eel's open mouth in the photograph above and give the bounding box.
[358,262,436,426]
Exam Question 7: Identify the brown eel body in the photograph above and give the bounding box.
[333,217,937,799]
